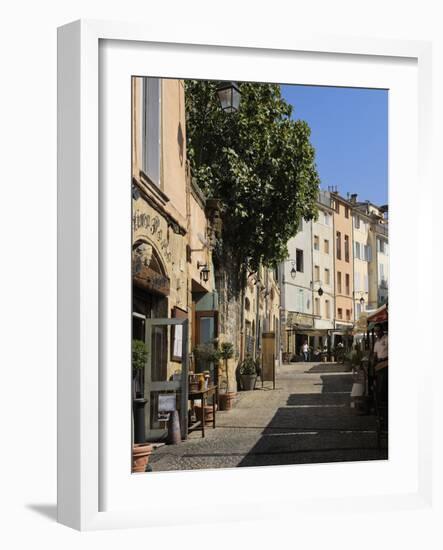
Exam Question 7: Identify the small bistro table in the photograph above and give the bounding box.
[188,385,218,438]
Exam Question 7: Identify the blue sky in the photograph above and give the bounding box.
[281,85,388,206]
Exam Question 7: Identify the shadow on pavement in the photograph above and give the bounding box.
[306,363,353,374]
[238,372,387,468]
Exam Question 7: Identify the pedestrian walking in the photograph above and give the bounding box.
[302,340,309,362]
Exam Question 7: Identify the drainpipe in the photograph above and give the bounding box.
[255,271,260,360]
[332,204,337,356]
[310,218,315,349]
[239,269,246,362]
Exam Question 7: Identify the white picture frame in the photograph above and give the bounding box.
[57,19,434,531]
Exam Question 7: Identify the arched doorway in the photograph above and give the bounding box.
[132,241,174,440]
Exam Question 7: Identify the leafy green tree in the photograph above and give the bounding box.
[185,80,320,276]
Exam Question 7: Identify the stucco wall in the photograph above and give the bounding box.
[352,213,371,317]
[333,198,354,323]
[284,218,313,314]
[312,208,335,329]
[161,79,188,230]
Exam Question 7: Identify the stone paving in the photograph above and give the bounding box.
[149,362,388,472]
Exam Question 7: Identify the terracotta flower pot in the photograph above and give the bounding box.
[195,404,217,423]
[132,443,153,473]
[219,392,236,411]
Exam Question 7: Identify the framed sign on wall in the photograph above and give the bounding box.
[58,19,434,531]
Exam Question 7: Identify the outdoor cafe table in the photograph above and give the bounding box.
[188,385,218,438]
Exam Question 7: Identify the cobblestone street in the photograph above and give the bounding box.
[149,362,387,471]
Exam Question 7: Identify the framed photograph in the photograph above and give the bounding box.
[57,20,433,531]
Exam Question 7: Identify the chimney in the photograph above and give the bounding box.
[350,193,358,204]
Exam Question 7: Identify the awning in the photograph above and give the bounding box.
[285,328,330,336]
[367,304,388,324]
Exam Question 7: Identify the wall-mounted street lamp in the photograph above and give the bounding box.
[216,81,241,113]
[197,261,210,283]
[311,279,324,297]
[360,296,365,306]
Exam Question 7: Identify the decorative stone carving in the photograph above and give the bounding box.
[133,243,153,272]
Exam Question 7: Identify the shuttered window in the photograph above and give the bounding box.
[142,77,161,187]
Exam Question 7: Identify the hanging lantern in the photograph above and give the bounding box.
[216,81,241,113]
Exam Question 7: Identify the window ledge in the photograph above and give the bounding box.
[139,170,170,206]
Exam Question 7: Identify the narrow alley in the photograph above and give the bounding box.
[149,362,387,472]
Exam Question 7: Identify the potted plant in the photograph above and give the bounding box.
[239,355,257,391]
[218,342,236,410]
[192,343,221,422]
[193,343,221,370]
[132,339,152,472]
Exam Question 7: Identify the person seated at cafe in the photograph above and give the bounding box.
[373,323,388,404]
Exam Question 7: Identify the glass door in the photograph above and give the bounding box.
[144,318,189,440]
